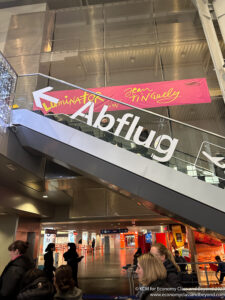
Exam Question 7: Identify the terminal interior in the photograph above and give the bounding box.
[0,0,225,297]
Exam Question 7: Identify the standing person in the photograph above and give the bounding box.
[100,117,115,144]
[0,240,33,300]
[150,243,181,288]
[215,256,225,284]
[63,243,84,287]
[17,268,54,300]
[174,250,187,273]
[135,253,179,300]
[54,265,82,300]
[133,247,142,270]
[91,238,95,252]
[44,243,56,282]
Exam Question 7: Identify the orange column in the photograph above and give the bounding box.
[120,233,125,248]
[134,232,138,248]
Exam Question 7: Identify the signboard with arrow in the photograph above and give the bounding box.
[202,151,225,169]
[32,87,59,109]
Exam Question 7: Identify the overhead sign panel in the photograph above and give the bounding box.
[100,229,128,234]
[33,78,211,115]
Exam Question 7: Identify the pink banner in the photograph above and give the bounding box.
[33,78,211,115]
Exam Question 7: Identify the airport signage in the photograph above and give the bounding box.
[31,78,212,163]
[70,102,179,162]
[145,232,152,243]
[33,90,180,162]
[100,229,128,234]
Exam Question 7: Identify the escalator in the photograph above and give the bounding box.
[9,73,225,238]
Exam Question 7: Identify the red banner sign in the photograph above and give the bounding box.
[33,78,211,115]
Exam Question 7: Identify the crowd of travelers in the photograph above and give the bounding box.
[0,240,83,300]
[0,240,224,300]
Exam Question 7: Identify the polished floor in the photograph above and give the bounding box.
[75,246,225,298]
[77,247,137,297]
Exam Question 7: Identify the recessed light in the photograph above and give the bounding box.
[6,164,16,171]
[43,195,48,198]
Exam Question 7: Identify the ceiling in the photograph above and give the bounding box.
[4,0,224,135]
[42,218,174,233]
[0,153,77,205]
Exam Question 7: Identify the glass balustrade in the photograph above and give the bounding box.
[12,73,225,190]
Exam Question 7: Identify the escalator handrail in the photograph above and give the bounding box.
[17,72,225,141]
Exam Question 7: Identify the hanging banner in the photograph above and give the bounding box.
[33,78,211,115]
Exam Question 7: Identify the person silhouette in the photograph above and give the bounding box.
[44,243,55,282]
[91,238,95,252]
[63,243,84,287]
[215,256,225,284]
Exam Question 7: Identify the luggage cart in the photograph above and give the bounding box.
[122,264,137,296]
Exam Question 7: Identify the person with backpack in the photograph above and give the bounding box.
[17,268,54,300]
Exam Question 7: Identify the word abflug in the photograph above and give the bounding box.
[70,102,179,163]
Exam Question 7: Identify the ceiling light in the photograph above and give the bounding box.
[43,195,48,198]
[6,163,16,171]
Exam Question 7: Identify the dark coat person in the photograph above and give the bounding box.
[63,243,84,287]
[215,255,225,284]
[0,240,34,300]
[150,243,181,288]
[163,259,181,288]
[174,250,187,273]
[17,268,55,300]
[100,117,115,144]
[44,243,56,282]
[91,238,95,251]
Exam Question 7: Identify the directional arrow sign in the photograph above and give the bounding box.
[32,87,59,108]
[202,151,225,169]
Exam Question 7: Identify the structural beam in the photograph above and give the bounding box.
[213,0,225,44]
[195,0,225,102]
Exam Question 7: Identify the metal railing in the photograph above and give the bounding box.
[17,72,225,140]
[122,261,225,299]
[12,73,225,190]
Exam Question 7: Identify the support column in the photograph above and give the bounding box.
[195,0,225,102]
[213,0,225,44]
[186,227,201,285]
[0,214,18,273]
[104,236,110,254]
